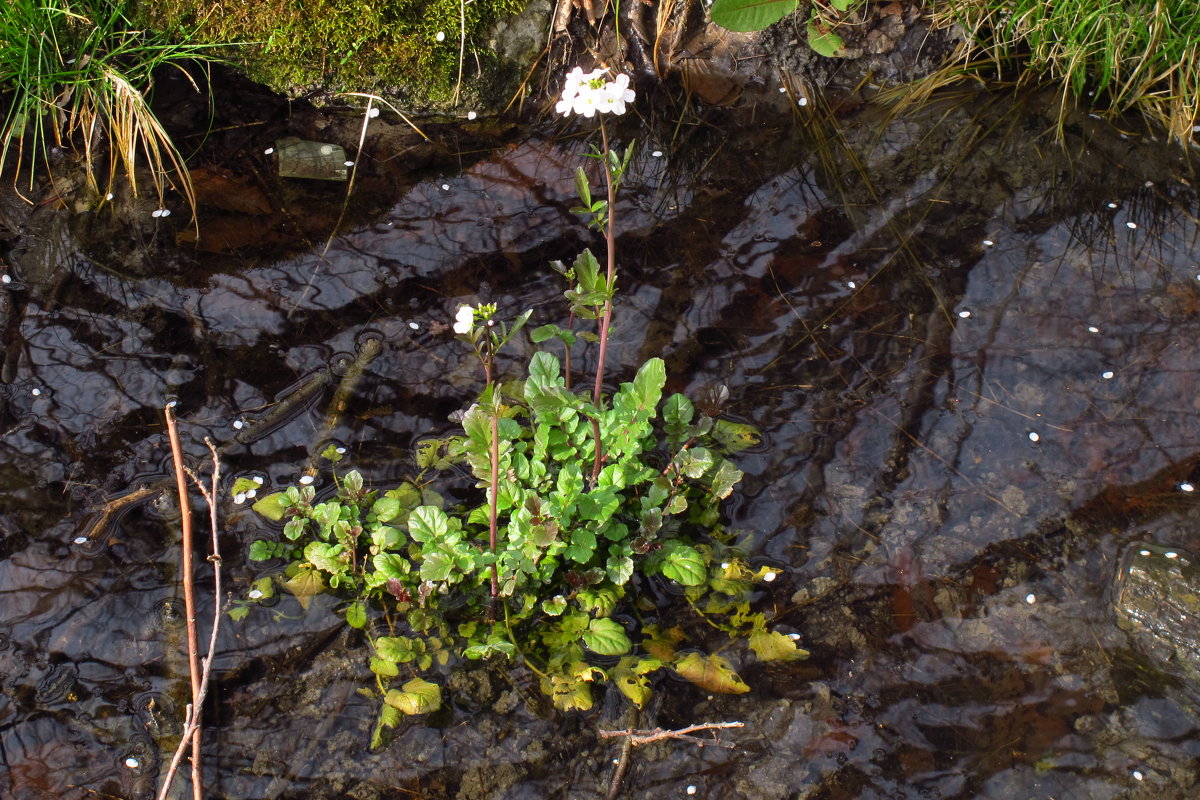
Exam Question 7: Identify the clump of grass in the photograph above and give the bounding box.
[936,0,1200,141]
[0,0,218,209]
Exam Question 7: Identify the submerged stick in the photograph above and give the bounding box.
[599,721,745,747]
[163,403,203,800]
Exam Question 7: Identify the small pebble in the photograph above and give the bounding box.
[248,589,263,600]
[125,757,140,769]
[299,475,315,485]
[264,147,274,155]
[1028,431,1040,442]
[435,31,446,41]
[1126,221,1138,229]
[409,321,420,330]
[1025,593,1036,604]
[1101,370,1114,380]
[467,111,477,120]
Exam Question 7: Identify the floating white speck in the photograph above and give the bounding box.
[368,107,380,118]
[1106,202,1117,208]
[299,475,315,485]
[125,757,139,769]
[1087,325,1100,333]
[467,111,477,120]
[435,31,446,41]
[763,571,777,582]
[31,388,41,396]
[779,87,787,93]
[982,239,994,247]
[246,489,257,499]
[1133,769,1144,781]
[651,149,663,157]
[612,758,620,764]
[150,209,163,218]
[1025,593,1036,604]
[105,192,114,201]
[1166,551,1179,559]
[335,446,347,454]
[1145,181,1154,188]
[706,695,713,701]
[233,493,247,505]
[264,147,274,155]
[687,787,698,796]
[958,309,971,319]
[253,475,264,485]
[409,321,420,330]
[233,420,244,430]
[1181,482,1195,492]
[788,633,801,640]
[166,400,178,408]
[1101,370,1114,380]
[1,274,10,284]
[720,562,730,569]
[441,183,450,190]
[248,589,263,599]
[1028,431,1040,442]
[74,536,88,544]
[344,160,355,167]
[1140,549,1152,556]
[1126,221,1138,229]
[797,97,808,107]
[847,281,856,289]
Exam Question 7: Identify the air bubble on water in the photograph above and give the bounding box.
[779,87,787,93]
[788,633,801,640]
[1133,769,1144,781]
[336,446,347,454]
[368,107,380,118]
[1166,551,1179,559]
[847,281,856,289]
[1107,202,1117,208]
[651,150,663,157]
[409,321,420,330]
[1028,431,1040,442]
[125,757,140,769]
[1140,549,1152,556]
[467,111,477,120]
[441,183,450,191]
[1087,325,1100,333]
[958,309,972,318]
[233,420,244,430]
[797,97,808,107]
[264,147,274,155]
[105,193,114,200]
[1025,593,1036,604]
[686,787,698,796]
[1126,221,1138,229]
[1101,370,1114,380]
[982,239,994,247]
[299,475,315,485]
[248,589,263,599]
[254,475,265,484]
[1180,482,1195,492]
[1,274,10,284]
[763,571,777,582]
[31,387,41,396]
[344,160,355,167]
[74,536,88,544]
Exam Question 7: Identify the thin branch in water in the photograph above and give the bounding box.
[599,721,745,748]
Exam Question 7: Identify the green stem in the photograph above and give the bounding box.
[590,119,619,482]
[485,359,500,599]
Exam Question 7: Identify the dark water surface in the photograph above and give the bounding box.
[3,90,1200,799]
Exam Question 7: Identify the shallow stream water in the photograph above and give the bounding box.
[3,88,1200,799]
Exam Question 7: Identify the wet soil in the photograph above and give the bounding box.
[4,63,1200,800]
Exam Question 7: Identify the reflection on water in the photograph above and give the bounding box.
[3,91,1200,798]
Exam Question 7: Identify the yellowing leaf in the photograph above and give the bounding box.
[643,625,685,662]
[749,630,809,662]
[282,568,324,610]
[251,491,289,521]
[674,652,750,694]
[384,677,441,715]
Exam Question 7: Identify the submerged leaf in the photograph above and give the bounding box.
[251,491,289,521]
[749,630,809,662]
[282,568,325,610]
[674,652,750,694]
[582,617,632,656]
[384,677,441,715]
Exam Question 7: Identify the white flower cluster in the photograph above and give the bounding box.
[555,67,635,118]
[453,305,474,334]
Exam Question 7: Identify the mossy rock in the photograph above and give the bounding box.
[135,0,539,112]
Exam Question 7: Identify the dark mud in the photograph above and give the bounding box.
[3,76,1200,799]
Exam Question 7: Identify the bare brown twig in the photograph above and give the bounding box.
[158,409,224,800]
[599,721,745,748]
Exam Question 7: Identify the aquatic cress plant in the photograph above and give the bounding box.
[238,68,806,744]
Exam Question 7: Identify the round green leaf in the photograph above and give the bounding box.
[659,543,707,585]
[582,618,632,656]
[711,0,798,32]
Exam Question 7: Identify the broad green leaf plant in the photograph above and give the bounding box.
[239,67,805,745]
[709,0,862,58]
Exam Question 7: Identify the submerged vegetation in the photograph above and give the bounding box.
[0,0,217,206]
